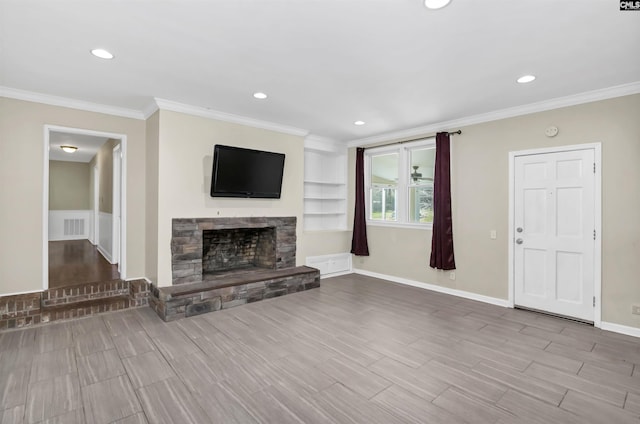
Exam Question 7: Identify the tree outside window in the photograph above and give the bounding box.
[370,153,397,221]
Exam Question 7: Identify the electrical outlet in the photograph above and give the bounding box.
[449,272,456,280]
[490,230,497,239]
[632,305,640,315]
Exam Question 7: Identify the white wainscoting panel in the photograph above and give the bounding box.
[48,210,91,241]
[306,253,352,278]
[98,211,114,263]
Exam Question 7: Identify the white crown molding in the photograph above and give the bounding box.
[153,98,309,137]
[0,86,312,138]
[347,81,640,147]
[141,101,160,120]
[304,134,346,152]
[0,86,145,120]
[305,134,340,144]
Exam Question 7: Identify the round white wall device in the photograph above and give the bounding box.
[545,126,559,137]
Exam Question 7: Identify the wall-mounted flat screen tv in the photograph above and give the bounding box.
[210,144,285,198]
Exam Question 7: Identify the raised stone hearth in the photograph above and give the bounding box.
[151,216,320,321]
[149,266,319,321]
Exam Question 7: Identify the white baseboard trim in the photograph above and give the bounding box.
[320,270,353,279]
[600,321,640,338]
[97,245,113,264]
[353,268,511,308]
[125,277,151,283]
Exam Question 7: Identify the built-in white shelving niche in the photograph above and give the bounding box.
[303,137,348,231]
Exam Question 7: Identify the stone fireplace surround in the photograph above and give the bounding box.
[171,217,296,285]
[149,216,320,321]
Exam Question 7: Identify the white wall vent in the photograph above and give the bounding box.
[64,218,85,236]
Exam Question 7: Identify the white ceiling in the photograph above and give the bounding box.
[49,132,109,163]
[1,1,639,142]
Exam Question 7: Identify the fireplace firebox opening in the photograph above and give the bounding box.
[202,227,276,277]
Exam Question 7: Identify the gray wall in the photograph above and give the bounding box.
[49,160,90,210]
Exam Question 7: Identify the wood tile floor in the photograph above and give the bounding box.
[1,273,639,423]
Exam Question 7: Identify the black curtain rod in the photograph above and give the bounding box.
[364,130,461,150]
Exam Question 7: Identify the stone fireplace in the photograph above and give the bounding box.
[151,216,319,321]
[171,217,296,285]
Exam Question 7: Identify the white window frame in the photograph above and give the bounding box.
[365,137,435,230]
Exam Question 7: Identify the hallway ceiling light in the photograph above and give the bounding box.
[354,120,365,126]
[253,92,268,99]
[91,48,114,59]
[517,75,536,83]
[60,145,78,153]
[424,0,451,9]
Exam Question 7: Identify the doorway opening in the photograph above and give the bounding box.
[43,125,127,289]
[508,143,601,327]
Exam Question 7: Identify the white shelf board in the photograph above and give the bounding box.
[304,180,346,185]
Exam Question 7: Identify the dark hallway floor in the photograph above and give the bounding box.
[48,240,119,288]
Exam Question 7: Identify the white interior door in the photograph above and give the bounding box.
[514,148,595,322]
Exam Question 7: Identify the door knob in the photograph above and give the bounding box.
[516,238,523,244]
[516,227,523,233]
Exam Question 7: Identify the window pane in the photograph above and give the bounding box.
[372,153,398,185]
[409,147,435,184]
[409,185,433,223]
[370,187,397,221]
[370,188,383,219]
[384,188,396,220]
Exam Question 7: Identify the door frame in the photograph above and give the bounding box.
[92,165,99,245]
[112,144,122,272]
[508,142,602,327]
[43,125,128,290]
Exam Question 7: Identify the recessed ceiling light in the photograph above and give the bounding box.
[61,145,78,153]
[517,75,536,83]
[354,121,365,126]
[253,92,268,99]
[91,48,114,59]
[424,0,451,9]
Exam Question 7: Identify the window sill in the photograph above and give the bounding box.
[366,220,433,230]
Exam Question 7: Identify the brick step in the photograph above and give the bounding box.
[1,279,151,330]
[40,294,132,323]
[42,279,129,307]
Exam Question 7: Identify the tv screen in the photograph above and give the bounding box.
[210,145,285,198]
